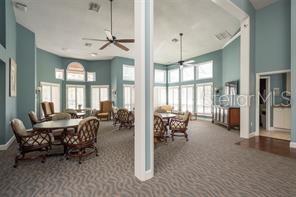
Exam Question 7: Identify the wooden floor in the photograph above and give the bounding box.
[237,136,296,159]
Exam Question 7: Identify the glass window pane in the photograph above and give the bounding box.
[155,69,166,83]
[197,61,213,80]
[87,72,96,82]
[67,62,85,81]
[196,83,212,115]
[182,66,194,81]
[55,69,64,80]
[51,86,60,112]
[168,69,179,83]
[91,87,100,109]
[76,87,85,108]
[123,65,135,81]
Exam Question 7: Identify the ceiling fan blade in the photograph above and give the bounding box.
[183,63,194,67]
[184,60,195,64]
[117,39,135,43]
[82,38,108,42]
[100,42,112,50]
[105,30,113,41]
[114,42,129,51]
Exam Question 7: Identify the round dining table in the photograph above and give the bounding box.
[33,119,82,130]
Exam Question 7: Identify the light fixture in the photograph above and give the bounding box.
[14,2,28,12]
[85,43,92,47]
[89,2,100,12]
[90,53,98,57]
[172,38,178,43]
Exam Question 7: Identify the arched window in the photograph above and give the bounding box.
[66,62,85,81]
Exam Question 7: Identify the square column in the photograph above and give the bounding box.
[134,0,154,181]
[290,1,296,148]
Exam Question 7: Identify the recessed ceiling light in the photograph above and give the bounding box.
[90,53,98,57]
[85,43,92,47]
[14,2,28,12]
[89,2,100,13]
[172,38,178,43]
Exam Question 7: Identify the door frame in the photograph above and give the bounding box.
[255,69,291,136]
[258,76,271,132]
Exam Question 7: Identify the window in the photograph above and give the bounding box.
[181,85,194,112]
[55,68,64,80]
[154,86,167,108]
[66,62,85,81]
[123,85,135,111]
[123,65,135,81]
[182,66,194,81]
[41,82,61,112]
[196,83,213,116]
[91,85,109,109]
[66,85,85,109]
[155,69,166,84]
[196,61,213,80]
[87,72,96,82]
[168,86,179,111]
[168,68,179,83]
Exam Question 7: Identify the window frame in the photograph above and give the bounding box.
[181,65,195,82]
[55,68,64,80]
[40,82,61,113]
[168,68,180,84]
[90,85,109,110]
[66,84,86,109]
[153,86,167,108]
[196,60,213,80]
[154,69,167,84]
[87,72,96,82]
[66,62,86,82]
[181,84,194,112]
[168,86,179,111]
[123,84,135,111]
[123,64,135,81]
[196,82,213,116]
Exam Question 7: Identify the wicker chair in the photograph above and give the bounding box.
[28,111,46,126]
[10,119,51,168]
[112,107,119,127]
[65,109,81,119]
[154,115,166,143]
[49,113,72,144]
[96,101,112,120]
[63,117,100,164]
[41,101,55,120]
[117,109,134,130]
[169,112,191,141]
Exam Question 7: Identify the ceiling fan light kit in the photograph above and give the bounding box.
[82,0,134,51]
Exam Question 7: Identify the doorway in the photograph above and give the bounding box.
[256,70,291,141]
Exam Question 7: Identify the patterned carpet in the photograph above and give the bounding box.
[0,120,296,197]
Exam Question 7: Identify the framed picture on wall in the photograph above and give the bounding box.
[9,58,17,97]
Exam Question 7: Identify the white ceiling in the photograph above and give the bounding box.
[13,0,240,65]
[249,0,279,10]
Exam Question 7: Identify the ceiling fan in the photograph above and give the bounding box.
[177,33,195,68]
[82,0,134,51]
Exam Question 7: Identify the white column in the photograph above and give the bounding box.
[239,17,251,139]
[134,0,154,181]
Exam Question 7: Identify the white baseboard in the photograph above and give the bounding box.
[249,132,256,138]
[0,136,15,151]
[290,142,296,149]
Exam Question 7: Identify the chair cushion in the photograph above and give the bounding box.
[63,135,79,145]
[23,133,50,147]
[12,119,28,136]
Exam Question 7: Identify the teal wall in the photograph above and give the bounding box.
[255,0,291,73]
[0,0,17,144]
[16,24,36,128]
[0,0,5,47]
[222,37,240,85]
[291,0,296,143]
[37,49,112,111]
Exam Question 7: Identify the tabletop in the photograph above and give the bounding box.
[159,113,177,119]
[34,119,82,130]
